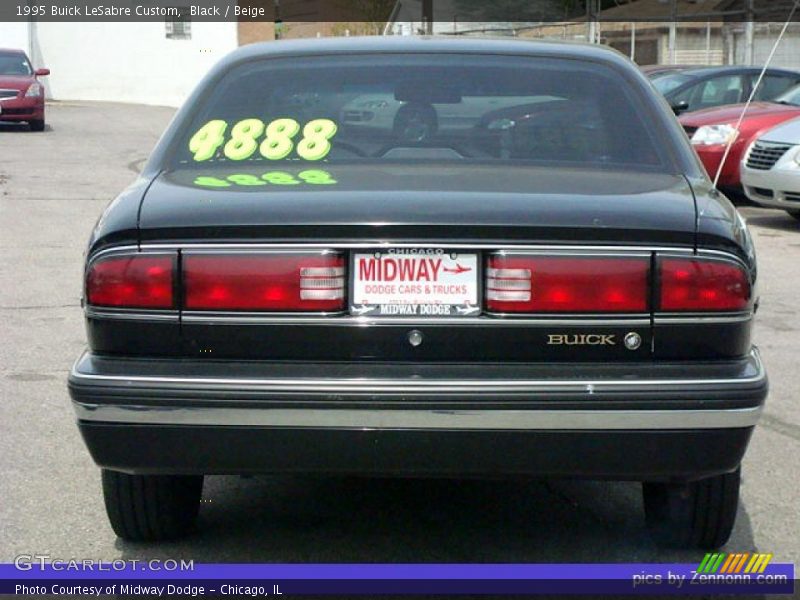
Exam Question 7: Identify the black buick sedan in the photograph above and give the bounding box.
[68,37,767,548]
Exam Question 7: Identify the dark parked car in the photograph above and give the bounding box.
[653,65,800,115]
[69,37,767,548]
[0,48,49,131]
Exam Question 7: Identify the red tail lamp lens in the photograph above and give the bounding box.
[660,258,750,311]
[486,256,649,313]
[86,255,174,308]
[183,254,345,311]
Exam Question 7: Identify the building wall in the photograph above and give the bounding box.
[733,23,800,69]
[673,28,725,65]
[0,22,30,53]
[237,21,344,45]
[31,21,238,107]
[238,21,275,45]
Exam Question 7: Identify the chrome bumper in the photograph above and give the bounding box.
[72,404,763,430]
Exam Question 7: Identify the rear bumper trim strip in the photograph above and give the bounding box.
[73,403,762,430]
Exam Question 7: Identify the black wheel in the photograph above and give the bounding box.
[101,469,203,541]
[786,209,800,221]
[643,467,740,549]
[29,119,45,132]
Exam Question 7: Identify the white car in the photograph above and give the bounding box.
[742,116,800,221]
[340,93,559,140]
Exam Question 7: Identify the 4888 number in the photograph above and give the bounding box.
[189,118,337,162]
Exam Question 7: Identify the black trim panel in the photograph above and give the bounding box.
[77,422,753,482]
[68,351,768,411]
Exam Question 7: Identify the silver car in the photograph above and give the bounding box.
[742,116,800,221]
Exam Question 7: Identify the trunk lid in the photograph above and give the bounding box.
[139,164,697,245]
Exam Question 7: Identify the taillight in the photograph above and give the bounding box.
[486,255,649,313]
[659,257,750,312]
[183,253,345,311]
[86,255,174,309]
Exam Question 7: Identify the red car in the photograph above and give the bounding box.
[679,84,800,189]
[0,48,49,131]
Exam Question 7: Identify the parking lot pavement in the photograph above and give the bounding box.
[1,102,798,567]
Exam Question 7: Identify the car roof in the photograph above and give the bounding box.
[641,64,693,73]
[0,48,26,55]
[217,35,637,71]
[676,65,799,79]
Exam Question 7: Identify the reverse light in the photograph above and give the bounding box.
[184,253,345,311]
[86,255,174,309]
[659,257,750,312]
[691,124,737,146]
[486,256,650,313]
[25,82,42,98]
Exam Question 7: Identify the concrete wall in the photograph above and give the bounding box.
[673,28,724,65]
[0,22,31,53]
[733,23,800,69]
[31,22,238,107]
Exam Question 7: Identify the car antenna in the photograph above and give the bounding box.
[712,0,800,191]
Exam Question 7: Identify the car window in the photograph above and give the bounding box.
[672,74,745,111]
[753,74,800,101]
[653,73,692,95]
[174,54,670,174]
[775,83,800,106]
[0,53,32,76]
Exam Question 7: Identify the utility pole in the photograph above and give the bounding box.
[26,0,35,64]
[668,0,677,65]
[744,0,755,65]
[274,0,283,40]
[422,0,433,35]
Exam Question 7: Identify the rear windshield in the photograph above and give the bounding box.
[174,54,670,174]
[652,73,692,95]
[775,83,800,106]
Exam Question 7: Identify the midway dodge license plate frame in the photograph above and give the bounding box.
[350,249,481,317]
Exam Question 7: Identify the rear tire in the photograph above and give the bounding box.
[787,209,800,221]
[643,467,740,549]
[29,119,45,132]
[101,469,203,541]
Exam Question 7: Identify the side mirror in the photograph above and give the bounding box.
[35,68,50,77]
[671,100,689,115]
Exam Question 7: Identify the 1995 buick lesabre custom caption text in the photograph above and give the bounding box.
[17,4,268,17]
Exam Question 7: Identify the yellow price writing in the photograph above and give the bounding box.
[189,118,337,162]
[193,170,338,188]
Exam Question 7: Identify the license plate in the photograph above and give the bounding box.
[351,250,479,317]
